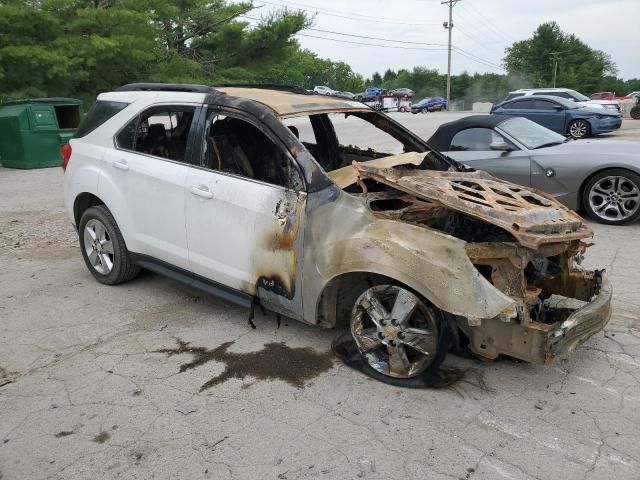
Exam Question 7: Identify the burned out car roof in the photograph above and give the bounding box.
[217,87,370,118]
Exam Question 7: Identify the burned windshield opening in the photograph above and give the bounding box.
[283,110,459,178]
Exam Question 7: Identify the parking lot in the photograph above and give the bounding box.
[1,113,639,480]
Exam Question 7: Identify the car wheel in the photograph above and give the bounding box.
[583,169,640,225]
[568,119,590,139]
[349,283,449,385]
[79,205,140,284]
[631,105,640,120]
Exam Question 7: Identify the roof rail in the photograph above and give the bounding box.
[116,83,218,94]
[215,83,312,95]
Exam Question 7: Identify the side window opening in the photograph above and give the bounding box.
[450,128,503,151]
[202,111,303,190]
[54,105,81,129]
[76,100,128,138]
[116,107,195,163]
[329,113,405,156]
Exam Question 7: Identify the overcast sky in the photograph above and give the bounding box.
[249,0,639,83]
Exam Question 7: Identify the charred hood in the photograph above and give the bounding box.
[354,162,592,249]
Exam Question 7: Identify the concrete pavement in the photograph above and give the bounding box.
[1,115,639,480]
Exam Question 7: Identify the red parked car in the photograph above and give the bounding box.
[590,92,616,101]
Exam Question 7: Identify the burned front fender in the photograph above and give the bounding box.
[302,188,516,326]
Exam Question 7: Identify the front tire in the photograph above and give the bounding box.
[349,283,449,386]
[568,119,590,139]
[582,169,640,225]
[78,206,140,284]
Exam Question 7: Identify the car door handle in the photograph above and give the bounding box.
[190,185,214,199]
[112,159,129,171]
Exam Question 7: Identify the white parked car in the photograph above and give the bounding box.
[504,88,620,112]
[313,85,334,95]
[62,83,612,385]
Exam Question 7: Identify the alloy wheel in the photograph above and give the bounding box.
[588,175,640,222]
[350,285,439,379]
[569,120,589,138]
[83,219,115,275]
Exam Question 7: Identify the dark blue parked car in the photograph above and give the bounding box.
[364,86,385,97]
[411,97,447,114]
[491,95,622,139]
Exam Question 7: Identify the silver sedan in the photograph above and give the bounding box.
[427,115,640,225]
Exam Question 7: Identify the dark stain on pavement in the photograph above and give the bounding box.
[54,430,75,438]
[93,431,111,444]
[153,339,334,391]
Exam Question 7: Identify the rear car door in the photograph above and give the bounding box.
[101,104,200,270]
[529,99,565,133]
[443,127,531,186]
[184,106,307,318]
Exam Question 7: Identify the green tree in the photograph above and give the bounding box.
[503,22,617,92]
[0,0,312,101]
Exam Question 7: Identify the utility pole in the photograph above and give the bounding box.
[442,0,460,111]
[550,52,560,88]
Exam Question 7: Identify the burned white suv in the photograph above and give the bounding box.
[63,83,612,385]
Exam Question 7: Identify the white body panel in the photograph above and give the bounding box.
[99,148,190,269]
[185,167,305,303]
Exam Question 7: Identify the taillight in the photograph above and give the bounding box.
[61,144,72,172]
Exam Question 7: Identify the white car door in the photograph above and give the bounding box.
[184,108,307,318]
[100,104,200,270]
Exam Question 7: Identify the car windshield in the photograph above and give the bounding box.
[568,90,590,102]
[549,96,582,109]
[497,117,568,149]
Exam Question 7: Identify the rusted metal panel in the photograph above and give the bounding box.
[354,162,593,249]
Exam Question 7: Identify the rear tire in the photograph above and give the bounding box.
[568,119,590,139]
[631,105,640,120]
[78,205,140,285]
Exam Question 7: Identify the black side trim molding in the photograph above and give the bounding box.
[131,253,253,309]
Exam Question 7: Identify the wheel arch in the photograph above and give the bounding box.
[73,192,106,229]
[315,271,393,328]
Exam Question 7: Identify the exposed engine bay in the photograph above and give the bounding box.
[337,158,611,363]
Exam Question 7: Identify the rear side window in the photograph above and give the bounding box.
[532,100,557,110]
[533,91,572,99]
[75,100,128,138]
[507,100,534,109]
[116,107,196,163]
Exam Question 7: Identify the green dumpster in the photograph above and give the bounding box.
[0,98,84,169]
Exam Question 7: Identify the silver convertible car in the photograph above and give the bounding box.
[427,115,640,225]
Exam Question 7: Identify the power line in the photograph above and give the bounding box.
[457,2,515,44]
[296,33,450,52]
[306,28,449,47]
[452,48,504,70]
[259,0,441,26]
[241,14,504,70]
